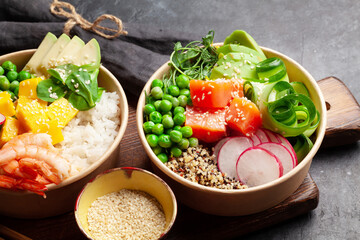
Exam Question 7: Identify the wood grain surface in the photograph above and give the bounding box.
[0,76,358,240]
[318,76,360,147]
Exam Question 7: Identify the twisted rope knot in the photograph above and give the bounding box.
[50,0,128,39]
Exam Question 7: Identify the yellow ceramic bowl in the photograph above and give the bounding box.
[75,167,177,239]
[136,46,327,216]
[0,50,129,218]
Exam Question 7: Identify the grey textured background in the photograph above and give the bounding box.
[70,1,360,239]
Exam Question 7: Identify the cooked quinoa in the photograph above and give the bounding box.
[87,189,166,240]
[165,146,248,190]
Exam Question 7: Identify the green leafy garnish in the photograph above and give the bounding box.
[168,30,218,81]
[36,78,68,102]
[37,64,103,111]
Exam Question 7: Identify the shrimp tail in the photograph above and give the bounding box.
[17,179,47,198]
[0,175,48,198]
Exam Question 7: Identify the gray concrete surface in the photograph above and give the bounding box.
[72,1,360,239]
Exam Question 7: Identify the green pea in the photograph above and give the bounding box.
[179,89,191,97]
[162,94,173,102]
[6,71,18,82]
[151,86,163,99]
[144,103,156,115]
[173,125,182,131]
[157,153,168,163]
[13,86,19,97]
[165,128,172,135]
[151,79,164,88]
[160,99,172,112]
[163,111,172,117]
[178,138,190,150]
[146,134,159,148]
[147,96,156,105]
[170,130,182,143]
[152,123,164,135]
[173,112,186,126]
[181,126,193,138]
[176,74,190,89]
[158,134,172,148]
[2,61,16,72]
[173,106,185,115]
[168,85,180,97]
[189,137,199,147]
[154,100,162,111]
[162,115,174,129]
[18,70,31,81]
[149,111,162,123]
[171,97,179,108]
[143,121,155,134]
[0,66,4,75]
[152,146,163,155]
[0,76,10,91]
[9,80,19,92]
[6,90,16,101]
[178,95,188,107]
[171,147,182,158]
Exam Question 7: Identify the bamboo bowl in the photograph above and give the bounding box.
[136,46,327,216]
[0,50,129,219]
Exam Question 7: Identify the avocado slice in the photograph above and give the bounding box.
[73,38,101,68]
[217,52,262,66]
[39,34,71,76]
[217,44,265,61]
[56,36,85,66]
[23,32,57,76]
[223,30,266,60]
[210,52,261,80]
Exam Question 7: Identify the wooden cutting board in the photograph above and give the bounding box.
[0,76,359,240]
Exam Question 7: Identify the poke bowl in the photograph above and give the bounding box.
[0,33,129,218]
[75,167,177,240]
[136,30,326,216]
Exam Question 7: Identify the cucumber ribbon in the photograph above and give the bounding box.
[244,57,320,139]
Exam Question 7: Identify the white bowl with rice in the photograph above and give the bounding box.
[0,49,129,219]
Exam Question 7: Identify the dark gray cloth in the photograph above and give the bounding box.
[0,0,199,96]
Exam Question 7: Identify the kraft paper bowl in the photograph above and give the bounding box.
[136,46,326,216]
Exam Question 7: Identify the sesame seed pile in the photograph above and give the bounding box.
[87,189,166,240]
[165,146,247,190]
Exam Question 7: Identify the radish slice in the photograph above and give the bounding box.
[213,137,230,163]
[254,129,269,143]
[250,134,261,146]
[0,113,5,125]
[236,147,283,187]
[257,142,294,174]
[217,137,254,179]
[262,129,280,143]
[277,135,298,166]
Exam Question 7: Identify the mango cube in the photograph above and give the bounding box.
[16,97,48,133]
[0,116,21,147]
[18,77,47,106]
[46,97,78,128]
[0,91,15,116]
[38,119,64,145]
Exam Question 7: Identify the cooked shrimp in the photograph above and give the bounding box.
[0,175,47,197]
[0,144,71,180]
[0,133,72,197]
[3,133,55,150]
[19,158,61,184]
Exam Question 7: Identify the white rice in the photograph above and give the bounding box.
[56,92,121,175]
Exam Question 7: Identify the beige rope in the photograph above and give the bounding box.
[50,0,128,39]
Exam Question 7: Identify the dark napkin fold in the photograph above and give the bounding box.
[0,0,200,96]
